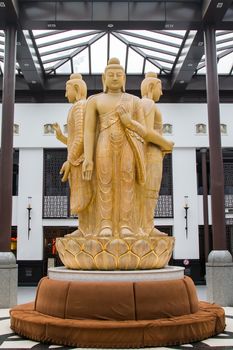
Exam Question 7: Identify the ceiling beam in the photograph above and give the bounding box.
[2,75,233,103]
[1,1,219,31]
[16,29,45,90]
[1,74,233,93]
[171,30,204,89]
[0,0,18,28]
[14,1,233,31]
[171,0,233,90]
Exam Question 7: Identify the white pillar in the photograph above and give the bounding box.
[17,148,43,260]
[172,148,199,260]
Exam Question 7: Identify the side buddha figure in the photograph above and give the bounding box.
[141,72,174,235]
[82,58,147,238]
[53,73,93,236]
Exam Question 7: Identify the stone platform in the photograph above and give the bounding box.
[48,265,184,282]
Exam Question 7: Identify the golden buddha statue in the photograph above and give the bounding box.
[56,61,175,270]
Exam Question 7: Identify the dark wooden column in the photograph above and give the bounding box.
[204,26,226,250]
[200,148,209,260]
[0,26,17,252]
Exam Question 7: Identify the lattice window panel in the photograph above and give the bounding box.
[155,195,173,218]
[43,149,69,217]
[160,154,173,195]
[44,149,68,196]
[43,196,68,218]
[154,154,173,217]
[225,195,233,209]
[224,163,233,194]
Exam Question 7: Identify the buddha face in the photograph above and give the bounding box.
[104,68,125,92]
[65,82,78,103]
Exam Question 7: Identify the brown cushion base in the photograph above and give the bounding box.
[10,301,225,348]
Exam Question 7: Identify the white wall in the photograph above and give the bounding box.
[13,104,70,148]
[16,148,43,260]
[172,148,199,259]
[5,103,232,149]
[159,103,233,148]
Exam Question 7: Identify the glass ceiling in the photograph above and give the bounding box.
[1,29,233,76]
[32,29,186,75]
[0,30,20,75]
[197,31,233,75]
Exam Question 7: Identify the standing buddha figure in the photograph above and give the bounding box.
[82,58,147,238]
[141,72,174,235]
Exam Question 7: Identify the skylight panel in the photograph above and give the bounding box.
[33,30,61,37]
[91,35,108,74]
[73,48,89,74]
[56,61,72,74]
[216,31,233,43]
[141,48,175,62]
[33,30,98,46]
[144,60,160,74]
[0,30,4,54]
[134,30,184,46]
[41,49,75,63]
[163,30,186,38]
[197,66,206,74]
[109,34,126,69]
[120,33,179,54]
[217,52,233,74]
[127,48,144,73]
[38,35,96,55]
[43,61,60,70]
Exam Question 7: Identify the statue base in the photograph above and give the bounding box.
[56,235,175,270]
[48,265,184,281]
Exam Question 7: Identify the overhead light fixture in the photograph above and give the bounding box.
[47,23,56,28]
[31,80,37,84]
[216,2,223,8]
[24,63,30,67]
[187,63,193,67]
[0,2,6,7]
[108,24,114,28]
[165,23,174,29]
[179,80,185,84]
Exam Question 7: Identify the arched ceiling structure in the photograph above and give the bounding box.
[1,0,233,102]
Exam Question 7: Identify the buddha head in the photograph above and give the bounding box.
[102,58,126,93]
[141,72,162,102]
[65,73,87,103]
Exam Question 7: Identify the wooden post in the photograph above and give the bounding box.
[204,26,226,250]
[0,26,17,251]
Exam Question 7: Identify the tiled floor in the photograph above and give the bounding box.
[1,285,232,350]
